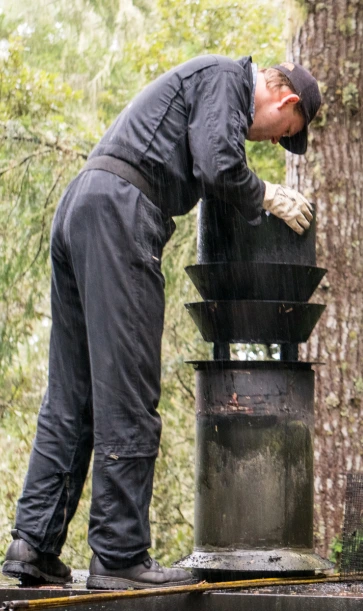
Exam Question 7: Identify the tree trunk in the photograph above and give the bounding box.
[287,0,363,558]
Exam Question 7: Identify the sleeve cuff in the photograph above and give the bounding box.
[247,215,262,226]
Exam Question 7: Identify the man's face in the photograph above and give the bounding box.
[247,87,305,145]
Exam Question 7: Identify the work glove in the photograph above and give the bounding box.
[263,181,313,235]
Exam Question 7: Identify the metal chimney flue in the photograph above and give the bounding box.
[176,197,333,581]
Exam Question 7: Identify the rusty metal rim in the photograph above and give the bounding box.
[186,360,324,370]
[176,549,334,574]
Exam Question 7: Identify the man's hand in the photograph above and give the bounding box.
[263,181,313,235]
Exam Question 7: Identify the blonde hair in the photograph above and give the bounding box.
[260,65,304,117]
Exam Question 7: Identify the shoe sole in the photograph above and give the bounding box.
[2,561,72,585]
[86,575,197,590]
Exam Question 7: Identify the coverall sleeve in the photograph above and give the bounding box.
[184,67,265,222]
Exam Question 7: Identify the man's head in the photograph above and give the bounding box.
[247,62,321,154]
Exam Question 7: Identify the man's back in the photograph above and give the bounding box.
[90,55,261,218]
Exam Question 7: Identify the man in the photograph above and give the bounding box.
[2,55,321,590]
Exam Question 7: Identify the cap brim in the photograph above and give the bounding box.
[279,123,308,155]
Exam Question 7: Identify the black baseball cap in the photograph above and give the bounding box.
[272,62,321,155]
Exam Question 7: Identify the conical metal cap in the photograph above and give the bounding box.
[186,262,326,302]
[185,300,326,344]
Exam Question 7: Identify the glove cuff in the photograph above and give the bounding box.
[263,181,279,205]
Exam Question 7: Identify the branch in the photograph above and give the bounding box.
[0,149,51,177]
[0,141,88,177]
[5,158,32,224]
[20,172,63,275]
[175,504,194,529]
[33,310,52,320]
[3,169,65,298]
[175,370,195,402]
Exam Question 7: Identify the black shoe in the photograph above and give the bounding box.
[2,532,72,585]
[86,554,197,590]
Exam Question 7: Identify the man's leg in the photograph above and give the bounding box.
[61,170,193,588]
[60,171,163,562]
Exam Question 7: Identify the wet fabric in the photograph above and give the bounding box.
[90,55,265,221]
[15,170,172,566]
[14,54,265,568]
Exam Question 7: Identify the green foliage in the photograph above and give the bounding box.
[0,39,80,122]
[329,534,342,570]
[129,0,284,77]
[0,412,37,556]
[0,314,49,560]
[0,40,91,413]
[0,0,287,569]
[246,140,285,184]
[3,0,152,123]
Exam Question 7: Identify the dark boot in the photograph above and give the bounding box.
[2,531,72,585]
[87,554,196,590]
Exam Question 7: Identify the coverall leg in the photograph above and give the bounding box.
[15,169,169,568]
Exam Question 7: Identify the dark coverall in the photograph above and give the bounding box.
[15,55,265,568]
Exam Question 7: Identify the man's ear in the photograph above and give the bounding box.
[277,93,300,109]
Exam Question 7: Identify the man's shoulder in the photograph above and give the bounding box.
[175,54,252,80]
[214,54,252,74]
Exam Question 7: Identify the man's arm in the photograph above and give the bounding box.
[184,65,312,233]
[184,65,265,223]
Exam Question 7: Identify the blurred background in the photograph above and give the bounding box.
[0,0,361,573]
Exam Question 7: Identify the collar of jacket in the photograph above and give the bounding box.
[235,55,256,126]
[249,62,258,119]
